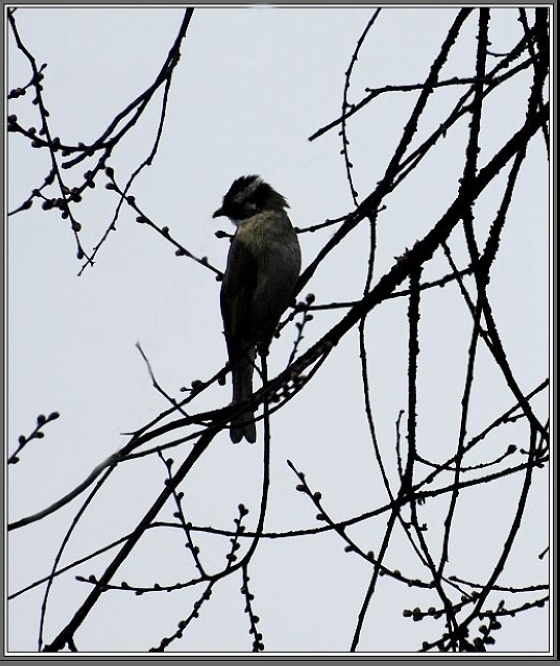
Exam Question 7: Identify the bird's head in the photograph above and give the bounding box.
[213,175,289,223]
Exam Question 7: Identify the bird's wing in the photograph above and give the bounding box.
[220,234,259,353]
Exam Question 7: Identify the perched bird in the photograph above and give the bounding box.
[213,175,301,443]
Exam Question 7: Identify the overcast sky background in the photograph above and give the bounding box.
[6,5,550,654]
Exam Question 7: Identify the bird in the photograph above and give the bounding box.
[213,175,301,443]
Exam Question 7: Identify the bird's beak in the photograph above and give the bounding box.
[213,208,225,218]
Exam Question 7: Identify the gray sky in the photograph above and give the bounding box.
[6,6,550,654]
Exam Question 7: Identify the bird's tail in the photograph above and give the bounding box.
[230,347,257,443]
